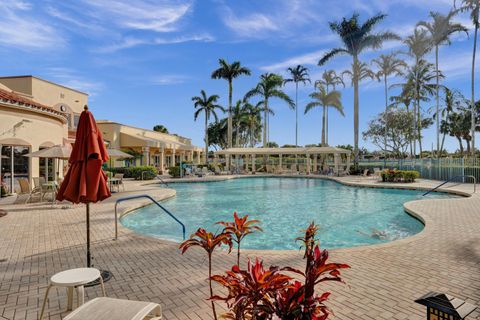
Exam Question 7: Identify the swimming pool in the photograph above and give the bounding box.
[121,177,453,250]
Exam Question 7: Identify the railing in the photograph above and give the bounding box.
[423,175,476,196]
[114,194,186,240]
[156,176,169,187]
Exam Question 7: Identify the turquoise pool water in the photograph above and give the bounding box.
[121,177,453,250]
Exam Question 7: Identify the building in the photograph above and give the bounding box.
[0,76,87,193]
[97,121,203,173]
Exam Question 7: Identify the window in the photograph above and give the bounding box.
[1,145,30,193]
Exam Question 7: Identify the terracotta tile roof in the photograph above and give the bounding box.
[0,87,66,120]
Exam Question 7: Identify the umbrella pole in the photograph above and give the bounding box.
[86,202,91,267]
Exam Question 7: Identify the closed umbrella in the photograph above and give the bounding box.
[56,105,111,281]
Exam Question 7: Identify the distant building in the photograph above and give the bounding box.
[0,76,87,193]
[97,121,203,174]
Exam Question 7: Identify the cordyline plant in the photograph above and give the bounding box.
[211,222,350,320]
[217,212,263,267]
[180,228,232,320]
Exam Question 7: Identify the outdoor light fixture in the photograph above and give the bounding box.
[415,292,477,320]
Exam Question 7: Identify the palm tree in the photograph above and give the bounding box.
[404,28,433,156]
[342,61,376,88]
[245,73,294,147]
[211,59,251,148]
[284,65,310,146]
[240,101,263,147]
[455,0,480,156]
[319,13,399,163]
[389,79,415,156]
[417,10,468,157]
[393,59,441,154]
[372,52,407,160]
[315,70,345,145]
[305,85,344,146]
[192,90,225,163]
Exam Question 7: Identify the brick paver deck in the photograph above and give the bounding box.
[1,176,479,320]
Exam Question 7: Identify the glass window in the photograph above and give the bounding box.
[1,145,30,193]
[73,114,80,129]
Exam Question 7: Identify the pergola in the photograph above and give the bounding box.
[214,146,351,175]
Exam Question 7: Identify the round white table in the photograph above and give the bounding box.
[40,268,106,320]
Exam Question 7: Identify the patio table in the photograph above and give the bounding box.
[40,267,106,320]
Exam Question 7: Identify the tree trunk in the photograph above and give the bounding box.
[472,21,478,157]
[353,56,360,164]
[263,99,268,147]
[295,82,299,146]
[440,111,449,155]
[321,105,326,146]
[237,242,241,267]
[417,98,423,156]
[467,139,471,155]
[435,45,440,158]
[227,80,233,149]
[457,137,464,155]
[384,75,388,165]
[205,112,209,164]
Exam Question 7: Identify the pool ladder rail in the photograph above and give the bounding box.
[423,175,476,196]
[114,194,185,240]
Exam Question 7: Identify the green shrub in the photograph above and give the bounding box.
[381,169,419,183]
[402,170,420,183]
[168,166,181,178]
[108,166,157,180]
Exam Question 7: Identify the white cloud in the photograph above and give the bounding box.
[95,33,214,53]
[0,1,65,49]
[151,74,190,85]
[222,8,278,37]
[45,67,104,96]
[81,0,192,32]
[261,50,326,72]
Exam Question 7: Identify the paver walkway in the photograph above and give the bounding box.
[1,176,479,320]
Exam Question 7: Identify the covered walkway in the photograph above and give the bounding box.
[214,146,351,175]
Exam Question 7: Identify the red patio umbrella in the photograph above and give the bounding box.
[57,105,111,269]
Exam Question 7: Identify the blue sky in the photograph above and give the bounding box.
[0,0,478,152]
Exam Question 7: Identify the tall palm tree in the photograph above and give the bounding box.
[372,52,407,160]
[417,10,468,157]
[393,59,441,154]
[245,73,294,147]
[240,102,263,147]
[192,90,225,163]
[211,59,251,148]
[404,28,432,156]
[389,79,415,156]
[341,61,376,88]
[455,0,480,156]
[284,65,310,146]
[315,70,345,145]
[319,13,399,163]
[305,85,344,146]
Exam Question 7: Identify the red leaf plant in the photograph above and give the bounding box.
[180,228,232,320]
[211,222,350,320]
[217,212,263,267]
[211,258,292,319]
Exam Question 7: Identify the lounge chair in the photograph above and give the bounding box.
[113,173,125,191]
[373,168,382,180]
[202,166,213,176]
[63,297,162,320]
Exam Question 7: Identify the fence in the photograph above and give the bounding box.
[358,158,480,182]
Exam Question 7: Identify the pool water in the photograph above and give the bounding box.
[121,177,453,250]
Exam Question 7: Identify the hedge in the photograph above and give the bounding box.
[381,169,420,183]
[107,166,157,180]
[168,166,181,178]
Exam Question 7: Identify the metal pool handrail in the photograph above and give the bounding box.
[156,175,169,187]
[423,175,476,196]
[114,194,186,240]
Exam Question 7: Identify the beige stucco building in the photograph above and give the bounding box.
[97,121,203,173]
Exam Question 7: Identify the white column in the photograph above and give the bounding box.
[334,153,339,176]
[160,147,165,173]
[252,154,256,173]
[172,148,176,166]
[306,155,311,174]
[313,154,318,173]
[279,154,282,168]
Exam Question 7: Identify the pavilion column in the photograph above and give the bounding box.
[142,147,150,166]
[334,153,339,176]
[306,154,311,175]
[190,150,194,162]
[313,154,318,173]
[172,148,176,166]
[226,154,230,171]
[160,147,165,173]
[279,154,282,168]
[252,154,256,173]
